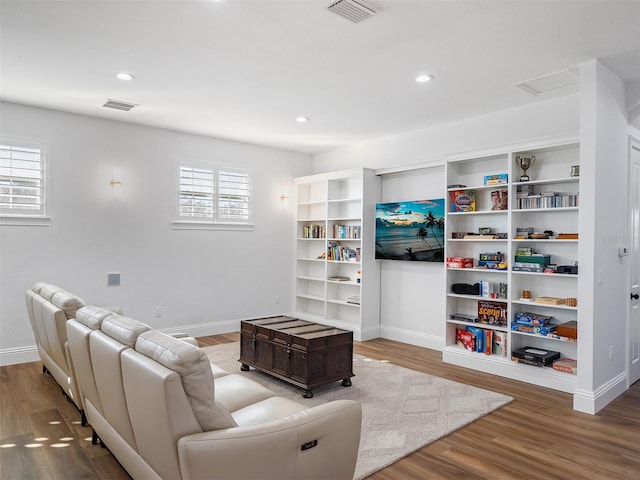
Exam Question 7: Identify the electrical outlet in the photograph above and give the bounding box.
[155,307,163,318]
[275,295,280,304]
[609,345,614,360]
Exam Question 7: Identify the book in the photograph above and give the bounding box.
[328,276,350,282]
[484,329,493,355]
[492,331,507,357]
[490,190,508,210]
[346,295,360,305]
[466,326,485,352]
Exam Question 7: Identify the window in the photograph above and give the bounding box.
[176,162,252,228]
[179,166,215,218]
[0,141,45,217]
[218,169,251,221]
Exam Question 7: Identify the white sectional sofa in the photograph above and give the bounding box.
[66,305,362,480]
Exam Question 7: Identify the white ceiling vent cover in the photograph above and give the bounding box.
[514,69,580,96]
[103,99,138,111]
[327,0,380,23]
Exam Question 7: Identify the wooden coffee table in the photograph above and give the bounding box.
[239,316,354,398]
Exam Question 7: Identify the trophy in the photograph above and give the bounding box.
[516,155,535,182]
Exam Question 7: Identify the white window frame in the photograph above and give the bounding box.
[0,137,50,226]
[172,159,253,231]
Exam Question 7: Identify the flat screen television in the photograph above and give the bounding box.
[375,199,445,262]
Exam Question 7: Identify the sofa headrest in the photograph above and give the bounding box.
[52,291,85,319]
[39,284,64,301]
[31,282,48,294]
[76,306,116,330]
[135,330,237,431]
[101,315,151,347]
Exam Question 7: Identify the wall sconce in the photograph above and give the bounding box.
[110,168,122,198]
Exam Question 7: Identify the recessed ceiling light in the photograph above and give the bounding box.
[116,72,135,81]
[296,116,309,123]
[416,75,433,83]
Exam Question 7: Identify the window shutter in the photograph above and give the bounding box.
[0,143,44,215]
[179,166,214,218]
[218,169,251,221]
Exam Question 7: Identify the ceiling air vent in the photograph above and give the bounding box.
[327,0,380,23]
[103,99,138,111]
[514,69,579,96]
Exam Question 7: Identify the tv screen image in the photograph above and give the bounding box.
[375,199,445,262]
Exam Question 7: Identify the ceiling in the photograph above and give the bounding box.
[1,0,639,154]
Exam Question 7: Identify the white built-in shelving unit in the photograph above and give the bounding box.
[443,137,581,393]
[293,168,381,341]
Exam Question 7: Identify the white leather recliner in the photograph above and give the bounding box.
[25,282,86,419]
[66,306,362,480]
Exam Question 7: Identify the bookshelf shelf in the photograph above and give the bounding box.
[444,138,580,393]
[446,319,508,332]
[294,168,380,341]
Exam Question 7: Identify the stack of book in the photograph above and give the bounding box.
[455,326,507,357]
[346,295,360,305]
[327,242,360,262]
[516,191,579,209]
[301,224,326,239]
[332,225,361,239]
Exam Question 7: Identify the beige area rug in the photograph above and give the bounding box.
[203,343,512,480]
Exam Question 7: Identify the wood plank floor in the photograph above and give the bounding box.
[2,333,639,479]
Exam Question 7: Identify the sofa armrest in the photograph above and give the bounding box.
[166,333,198,346]
[178,399,361,480]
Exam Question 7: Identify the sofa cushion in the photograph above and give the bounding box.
[52,290,85,319]
[76,306,115,330]
[39,284,64,301]
[135,330,237,431]
[101,315,151,347]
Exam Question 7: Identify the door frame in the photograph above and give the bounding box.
[627,135,640,387]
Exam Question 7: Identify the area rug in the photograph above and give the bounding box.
[203,343,512,479]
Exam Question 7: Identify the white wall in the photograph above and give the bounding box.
[312,96,580,349]
[312,95,580,173]
[0,102,311,364]
[377,167,446,349]
[575,60,631,413]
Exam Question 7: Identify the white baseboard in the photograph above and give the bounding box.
[379,325,444,351]
[0,345,39,366]
[1,313,292,367]
[159,318,241,339]
[573,371,628,414]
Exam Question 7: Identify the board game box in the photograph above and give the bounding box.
[450,190,476,212]
[477,300,507,326]
[512,346,560,366]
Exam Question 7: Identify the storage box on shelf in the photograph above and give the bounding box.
[443,138,580,393]
[294,168,380,341]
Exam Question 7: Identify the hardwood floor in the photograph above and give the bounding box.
[2,333,639,479]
